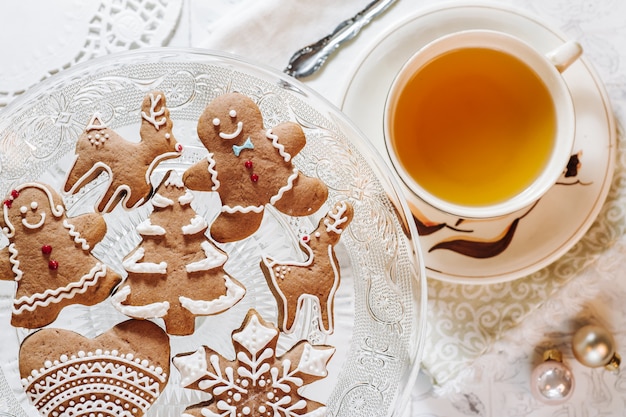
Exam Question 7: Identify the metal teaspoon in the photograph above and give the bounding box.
[284,0,398,79]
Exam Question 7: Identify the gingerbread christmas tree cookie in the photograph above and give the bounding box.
[111,171,246,335]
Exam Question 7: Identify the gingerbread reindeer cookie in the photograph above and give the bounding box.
[183,92,328,243]
[0,183,121,328]
[64,91,183,213]
[260,200,354,334]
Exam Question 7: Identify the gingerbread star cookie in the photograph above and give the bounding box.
[173,309,335,417]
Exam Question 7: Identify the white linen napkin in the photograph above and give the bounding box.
[200,0,374,74]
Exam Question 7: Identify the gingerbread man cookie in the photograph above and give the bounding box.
[111,171,246,336]
[0,183,121,328]
[64,91,183,213]
[183,92,328,243]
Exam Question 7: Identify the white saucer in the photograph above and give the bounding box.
[340,2,616,284]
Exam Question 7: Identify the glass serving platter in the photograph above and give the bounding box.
[0,49,426,417]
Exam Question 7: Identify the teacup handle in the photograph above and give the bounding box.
[546,40,583,73]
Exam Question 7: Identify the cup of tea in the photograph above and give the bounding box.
[384,29,582,218]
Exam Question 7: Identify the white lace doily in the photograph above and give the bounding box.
[0,0,182,108]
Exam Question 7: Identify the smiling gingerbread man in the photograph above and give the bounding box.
[183,92,328,242]
[0,183,121,328]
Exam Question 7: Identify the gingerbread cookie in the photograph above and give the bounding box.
[111,171,246,336]
[261,200,354,334]
[173,309,335,417]
[19,319,170,417]
[0,183,121,329]
[64,91,183,213]
[182,92,328,243]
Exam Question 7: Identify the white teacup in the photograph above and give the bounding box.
[384,30,582,218]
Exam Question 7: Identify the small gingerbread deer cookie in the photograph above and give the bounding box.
[0,183,121,328]
[64,91,183,213]
[260,200,354,334]
[183,92,328,243]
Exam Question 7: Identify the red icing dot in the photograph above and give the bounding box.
[250,174,259,182]
[41,245,53,255]
[48,260,59,270]
[175,143,183,153]
[3,199,12,208]
[302,235,310,243]
[10,190,19,199]
[244,160,253,169]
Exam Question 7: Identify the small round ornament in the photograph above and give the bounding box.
[572,325,621,371]
[530,349,575,405]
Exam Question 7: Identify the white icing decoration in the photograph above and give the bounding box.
[13,263,107,315]
[179,189,194,205]
[2,183,64,238]
[186,242,226,273]
[173,347,208,387]
[266,129,291,162]
[212,117,220,126]
[229,109,237,117]
[21,347,166,417]
[179,275,245,315]
[269,167,298,206]
[136,218,166,236]
[21,211,45,230]
[219,121,243,140]
[123,247,167,274]
[232,314,278,356]
[111,285,170,318]
[181,215,208,236]
[141,93,167,130]
[63,219,90,250]
[206,153,220,191]
[8,243,22,282]
[19,206,27,214]
[151,193,174,208]
[85,113,107,131]
[221,204,264,214]
[324,201,349,234]
[63,161,148,213]
[30,201,38,209]
[295,344,334,377]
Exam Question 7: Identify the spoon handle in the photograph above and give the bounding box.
[284,0,397,79]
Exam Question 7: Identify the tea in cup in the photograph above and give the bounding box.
[384,30,582,218]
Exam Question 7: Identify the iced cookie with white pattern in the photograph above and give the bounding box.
[173,309,335,417]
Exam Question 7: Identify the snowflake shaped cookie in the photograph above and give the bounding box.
[173,309,335,417]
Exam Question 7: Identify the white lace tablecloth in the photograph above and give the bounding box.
[3,0,626,415]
